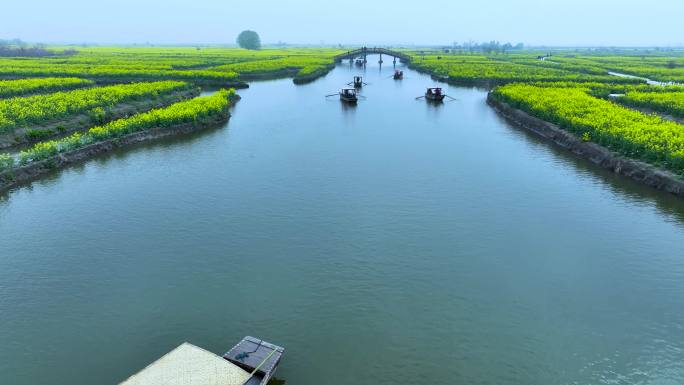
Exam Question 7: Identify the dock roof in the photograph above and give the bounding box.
[119,342,251,385]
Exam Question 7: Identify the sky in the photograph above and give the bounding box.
[2,0,682,47]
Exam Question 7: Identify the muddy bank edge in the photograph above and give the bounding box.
[487,92,684,197]
[0,97,240,192]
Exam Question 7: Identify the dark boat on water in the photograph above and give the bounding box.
[355,58,364,66]
[425,87,445,102]
[352,76,364,88]
[393,70,403,80]
[339,88,359,103]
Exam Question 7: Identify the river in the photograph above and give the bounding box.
[2,56,684,385]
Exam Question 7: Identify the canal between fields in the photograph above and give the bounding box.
[2,56,684,385]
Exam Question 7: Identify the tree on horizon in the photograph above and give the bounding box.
[236,30,261,50]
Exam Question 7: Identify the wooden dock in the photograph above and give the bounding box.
[223,336,285,385]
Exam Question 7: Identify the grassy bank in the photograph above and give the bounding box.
[0,87,199,149]
[490,83,684,174]
[0,89,236,174]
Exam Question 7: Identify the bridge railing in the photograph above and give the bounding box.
[333,48,411,62]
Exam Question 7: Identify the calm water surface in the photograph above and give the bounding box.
[2,57,684,385]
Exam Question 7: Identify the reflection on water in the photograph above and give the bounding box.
[1,56,684,385]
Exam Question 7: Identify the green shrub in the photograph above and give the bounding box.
[89,107,107,123]
[0,153,14,172]
[25,129,53,140]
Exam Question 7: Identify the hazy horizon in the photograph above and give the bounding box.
[2,0,683,47]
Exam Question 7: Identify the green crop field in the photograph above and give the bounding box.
[615,90,684,118]
[0,77,93,97]
[409,54,645,85]
[208,56,335,77]
[0,80,191,133]
[550,55,684,83]
[0,47,343,85]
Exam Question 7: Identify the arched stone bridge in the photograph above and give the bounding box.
[334,47,411,63]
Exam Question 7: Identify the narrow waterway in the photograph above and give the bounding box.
[608,71,680,86]
[2,57,684,385]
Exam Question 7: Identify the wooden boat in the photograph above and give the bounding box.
[425,87,445,102]
[352,76,363,88]
[118,337,284,385]
[223,336,285,385]
[339,88,358,103]
[393,70,403,80]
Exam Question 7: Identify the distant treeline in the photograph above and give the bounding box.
[0,39,77,57]
[448,41,525,54]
